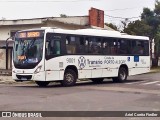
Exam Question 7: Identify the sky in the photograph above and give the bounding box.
[0,0,156,25]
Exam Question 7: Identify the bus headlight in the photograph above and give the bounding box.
[34,66,42,74]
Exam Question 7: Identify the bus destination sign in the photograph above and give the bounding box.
[17,31,41,38]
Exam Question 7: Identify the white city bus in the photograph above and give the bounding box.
[12,27,150,87]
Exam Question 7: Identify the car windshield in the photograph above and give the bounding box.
[13,31,44,69]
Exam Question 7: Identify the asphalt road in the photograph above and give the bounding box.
[0,72,160,120]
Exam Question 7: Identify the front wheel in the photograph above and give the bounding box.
[35,81,50,87]
[61,69,77,87]
[112,67,127,83]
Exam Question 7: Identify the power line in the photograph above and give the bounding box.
[104,7,141,12]
[104,14,140,20]
[0,0,98,2]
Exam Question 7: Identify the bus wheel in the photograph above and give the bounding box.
[91,78,104,84]
[61,69,77,87]
[35,81,50,87]
[112,67,127,83]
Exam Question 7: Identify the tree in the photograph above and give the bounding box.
[105,23,118,31]
[123,20,152,37]
[123,8,155,39]
[155,25,160,57]
[154,0,160,15]
[60,14,67,18]
[120,18,130,32]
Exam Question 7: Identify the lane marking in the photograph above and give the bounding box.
[141,81,160,85]
[125,81,146,85]
[78,86,160,95]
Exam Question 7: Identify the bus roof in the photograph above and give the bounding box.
[18,27,149,40]
[53,28,149,40]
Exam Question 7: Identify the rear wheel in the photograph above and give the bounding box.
[35,81,50,87]
[91,78,104,84]
[61,69,77,87]
[112,67,127,83]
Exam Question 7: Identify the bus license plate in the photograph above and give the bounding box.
[21,77,27,80]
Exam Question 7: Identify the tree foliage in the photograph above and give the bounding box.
[155,26,160,56]
[105,23,118,31]
[60,14,67,18]
[123,20,152,37]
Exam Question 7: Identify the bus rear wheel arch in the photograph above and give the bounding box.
[112,66,128,83]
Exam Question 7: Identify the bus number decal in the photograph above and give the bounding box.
[66,58,75,64]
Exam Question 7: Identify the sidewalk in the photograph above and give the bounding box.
[0,76,15,84]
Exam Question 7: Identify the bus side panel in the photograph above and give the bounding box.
[33,71,46,81]
[101,56,126,78]
[129,56,150,76]
[79,69,92,79]
[45,58,60,81]
[92,69,102,78]
[65,55,92,79]
[102,68,118,78]
[59,70,64,80]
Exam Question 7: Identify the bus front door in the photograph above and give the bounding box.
[45,34,61,81]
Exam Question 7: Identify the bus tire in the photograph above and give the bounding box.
[91,78,104,84]
[61,69,77,87]
[35,81,50,87]
[112,67,127,83]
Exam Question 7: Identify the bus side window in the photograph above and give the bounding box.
[132,41,144,55]
[89,37,101,54]
[117,39,130,55]
[66,36,76,54]
[77,37,88,54]
[102,38,110,55]
[110,39,117,55]
[143,41,149,55]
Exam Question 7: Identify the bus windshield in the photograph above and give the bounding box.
[13,31,44,69]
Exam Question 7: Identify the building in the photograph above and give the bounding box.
[0,7,114,72]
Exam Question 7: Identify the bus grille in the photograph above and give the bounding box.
[16,75,32,80]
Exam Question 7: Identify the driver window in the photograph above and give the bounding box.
[46,33,61,58]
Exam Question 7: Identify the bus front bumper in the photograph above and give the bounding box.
[12,71,46,82]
